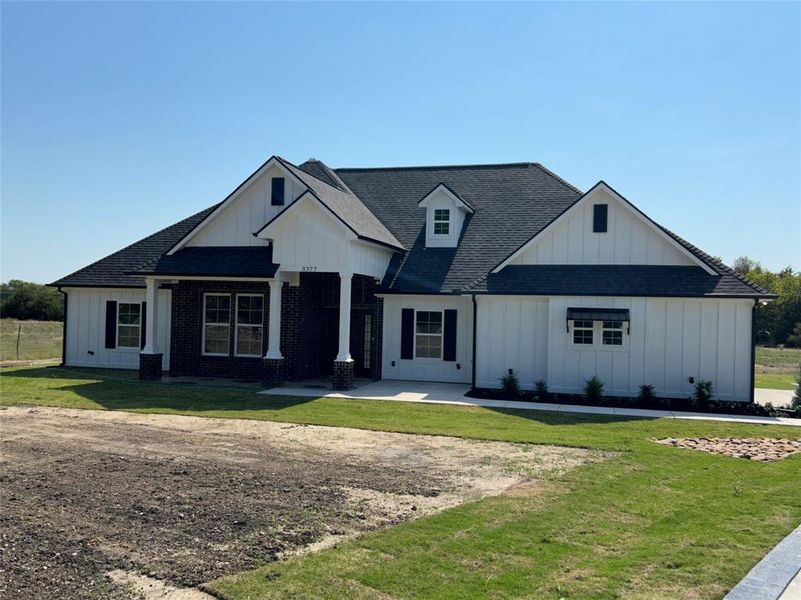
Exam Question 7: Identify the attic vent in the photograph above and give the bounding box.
[593,204,608,233]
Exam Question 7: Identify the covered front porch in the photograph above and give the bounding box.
[136,270,382,390]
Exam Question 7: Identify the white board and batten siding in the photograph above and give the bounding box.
[187,163,304,248]
[381,295,473,383]
[263,195,393,279]
[508,186,696,267]
[475,294,753,401]
[474,296,548,389]
[63,287,171,370]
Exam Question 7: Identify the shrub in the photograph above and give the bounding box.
[534,379,548,401]
[791,366,801,417]
[637,384,656,402]
[692,380,714,404]
[584,376,604,402]
[500,370,520,398]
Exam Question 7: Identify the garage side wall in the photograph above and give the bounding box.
[475,295,753,402]
[63,287,171,370]
[381,295,472,383]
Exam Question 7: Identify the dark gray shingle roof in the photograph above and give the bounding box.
[132,246,277,279]
[276,157,403,250]
[335,163,582,292]
[51,204,220,288]
[474,265,773,297]
[50,157,771,299]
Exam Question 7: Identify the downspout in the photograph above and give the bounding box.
[58,288,67,367]
[471,293,477,391]
[749,298,757,404]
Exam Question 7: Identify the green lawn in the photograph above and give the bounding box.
[755,346,801,372]
[1,365,799,599]
[755,372,798,391]
[0,319,62,361]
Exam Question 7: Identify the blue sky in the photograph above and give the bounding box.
[2,1,799,284]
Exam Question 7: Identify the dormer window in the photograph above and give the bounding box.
[417,183,475,249]
[433,209,450,235]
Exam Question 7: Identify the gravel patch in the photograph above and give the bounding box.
[655,437,801,461]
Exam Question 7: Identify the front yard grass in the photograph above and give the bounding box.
[1,365,800,599]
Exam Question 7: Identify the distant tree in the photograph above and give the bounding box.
[732,257,801,346]
[788,323,801,348]
[0,280,64,321]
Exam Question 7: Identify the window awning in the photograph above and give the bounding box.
[566,307,630,322]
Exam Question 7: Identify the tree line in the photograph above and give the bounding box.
[733,257,801,347]
[0,280,64,321]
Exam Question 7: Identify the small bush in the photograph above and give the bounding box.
[791,366,801,417]
[500,370,520,398]
[534,379,548,401]
[692,380,714,404]
[584,376,604,402]
[637,384,656,402]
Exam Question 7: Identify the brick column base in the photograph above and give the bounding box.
[262,358,285,388]
[139,353,163,381]
[332,360,354,391]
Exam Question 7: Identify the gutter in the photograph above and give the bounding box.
[58,288,67,367]
[471,293,477,391]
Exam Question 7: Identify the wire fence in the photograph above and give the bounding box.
[0,320,63,363]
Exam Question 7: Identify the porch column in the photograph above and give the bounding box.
[139,277,162,381]
[263,277,285,387]
[265,278,284,359]
[333,272,354,390]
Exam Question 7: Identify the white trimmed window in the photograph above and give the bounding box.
[203,294,231,356]
[415,310,443,359]
[117,303,141,348]
[602,320,624,346]
[572,320,594,345]
[433,209,450,235]
[235,294,264,357]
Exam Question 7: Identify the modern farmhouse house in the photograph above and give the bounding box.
[51,156,772,401]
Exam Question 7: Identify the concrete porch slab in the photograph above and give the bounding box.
[262,379,472,404]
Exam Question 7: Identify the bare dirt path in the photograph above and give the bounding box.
[0,406,600,599]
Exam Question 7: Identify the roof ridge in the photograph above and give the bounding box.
[299,158,354,194]
[334,161,545,173]
[530,162,583,195]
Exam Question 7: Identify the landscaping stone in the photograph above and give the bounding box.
[654,437,801,461]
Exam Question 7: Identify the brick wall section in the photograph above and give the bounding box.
[139,353,163,380]
[168,274,383,382]
[169,281,270,380]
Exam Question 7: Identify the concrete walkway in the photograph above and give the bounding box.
[724,525,801,600]
[261,380,801,427]
[755,388,796,409]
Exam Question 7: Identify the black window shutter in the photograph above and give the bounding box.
[105,301,117,349]
[140,302,147,350]
[443,310,457,361]
[400,309,414,360]
[593,204,608,233]
[271,177,285,206]
[442,310,456,361]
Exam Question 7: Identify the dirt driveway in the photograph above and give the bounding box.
[0,406,600,599]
